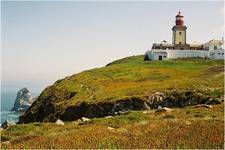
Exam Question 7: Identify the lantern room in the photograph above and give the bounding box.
[175,11,184,26]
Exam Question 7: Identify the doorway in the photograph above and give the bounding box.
[158,56,162,60]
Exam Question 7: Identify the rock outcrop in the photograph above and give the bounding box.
[11,88,36,112]
[1,120,15,129]
[19,90,222,124]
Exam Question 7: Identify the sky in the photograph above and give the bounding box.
[1,1,224,92]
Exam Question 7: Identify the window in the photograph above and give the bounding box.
[163,56,167,58]
[179,42,181,45]
[179,32,182,35]
[214,46,217,50]
[222,53,224,55]
[218,53,220,55]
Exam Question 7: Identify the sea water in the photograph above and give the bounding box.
[1,89,40,124]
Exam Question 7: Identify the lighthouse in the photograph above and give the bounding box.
[172,11,189,49]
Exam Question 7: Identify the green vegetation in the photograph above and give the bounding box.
[55,56,224,104]
[20,56,224,123]
[3,56,223,148]
[1,104,224,149]
[39,56,225,104]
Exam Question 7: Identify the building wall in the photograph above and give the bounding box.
[174,30,186,45]
[146,50,168,60]
[203,44,224,52]
[166,50,209,59]
[145,49,211,60]
[209,49,224,60]
[151,53,167,60]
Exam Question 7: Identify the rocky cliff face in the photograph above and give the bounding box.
[19,89,222,123]
[11,88,35,112]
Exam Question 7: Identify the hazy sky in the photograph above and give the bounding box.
[1,1,224,92]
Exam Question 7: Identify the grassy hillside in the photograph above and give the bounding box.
[19,56,224,122]
[56,56,224,103]
[1,56,224,149]
[1,104,224,149]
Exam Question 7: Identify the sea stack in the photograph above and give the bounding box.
[11,88,35,112]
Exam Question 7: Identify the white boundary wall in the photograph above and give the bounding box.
[166,50,209,59]
[145,49,210,60]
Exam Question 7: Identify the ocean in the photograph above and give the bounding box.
[1,90,40,124]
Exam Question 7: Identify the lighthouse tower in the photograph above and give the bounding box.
[172,11,189,49]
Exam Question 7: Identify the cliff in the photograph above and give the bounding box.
[19,56,224,123]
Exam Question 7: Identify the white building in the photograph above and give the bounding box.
[203,39,224,52]
[208,49,224,60]
[145,46,224,61]
[203,39,224,60]
[145,49,209,61]
[145,12,224,61]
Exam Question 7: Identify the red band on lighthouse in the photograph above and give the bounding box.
[175,11,184,26]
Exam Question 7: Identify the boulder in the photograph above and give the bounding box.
[158,106,162,110]
[81,117,90,122]
[185,120,192,125]
[118,110,129,115]
[73,119,82,125]
[194,104,212,108]
[114,112,118,115]
[105,116,113,119]
[155,92,163,96]
[155,106,172,113]
[11,88,36,112]
[55,119,64,125]
[162,107,172,112]
[143,111,151,114]
[1,120,15,129]
[114,110,129,115]
[107,127,115,130]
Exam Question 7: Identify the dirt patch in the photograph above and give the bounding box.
[207,66,224,73]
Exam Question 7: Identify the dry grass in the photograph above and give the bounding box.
[4,56,223,148]
[1,104,224,149]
